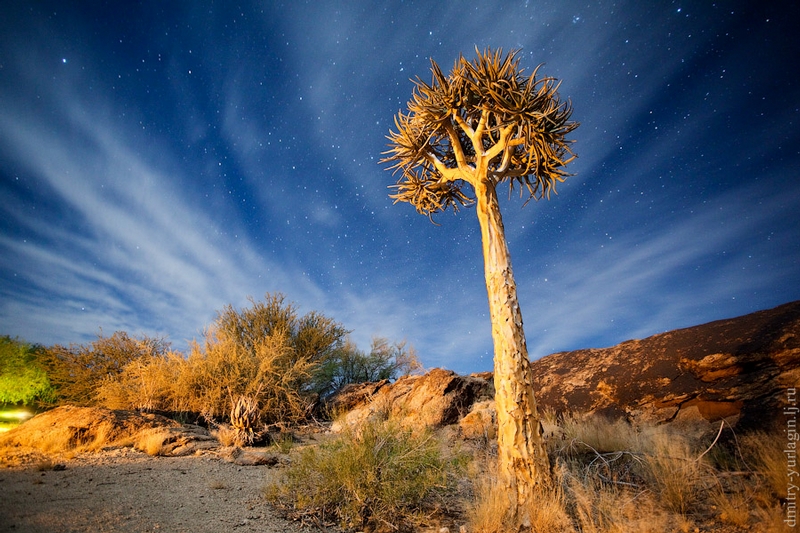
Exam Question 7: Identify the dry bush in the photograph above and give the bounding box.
[96,328,319,428]
[96,351,184,411]
[42,331,170,406]
[178,328,317,424]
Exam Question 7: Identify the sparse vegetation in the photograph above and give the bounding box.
[1,292,790,533]
[265,418,464,532]
[465,413,788,533]
[265,411,790,533]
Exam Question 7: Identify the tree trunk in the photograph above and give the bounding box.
[474,178,551,530]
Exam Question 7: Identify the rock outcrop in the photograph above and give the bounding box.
[528,300,800,429]
[330,368,492,433]
[0,406,217,457]
[331,301,800,434]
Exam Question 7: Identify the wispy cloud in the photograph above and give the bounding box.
[518,183,798,358]
[0,62,304,347]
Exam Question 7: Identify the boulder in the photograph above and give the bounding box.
[458,400,497,440]
[331,368,492,433]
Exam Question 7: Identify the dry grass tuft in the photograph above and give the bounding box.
[134,428,172,456]
[212,424,239,447]
[710,483,752,527]
[209,479,228,490]
[557,412,644,455]
[640,429,708,516]
[565,457,672,533]
[741,431,788,502]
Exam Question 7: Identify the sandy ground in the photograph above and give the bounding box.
[0,447,327,533]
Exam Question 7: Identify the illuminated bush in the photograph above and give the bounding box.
[0,336,54,406]
[40,331,170,405]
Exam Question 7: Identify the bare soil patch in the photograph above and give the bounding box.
[0,446,328,533]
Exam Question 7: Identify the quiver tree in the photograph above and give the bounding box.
[381,47,578,529]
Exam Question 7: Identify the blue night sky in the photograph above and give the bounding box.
[1,2,798,374]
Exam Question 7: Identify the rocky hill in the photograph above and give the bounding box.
[334,300,800,433]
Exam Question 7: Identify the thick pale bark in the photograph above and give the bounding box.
[474,178,551,529]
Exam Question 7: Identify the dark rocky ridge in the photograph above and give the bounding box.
[529,300,800,429]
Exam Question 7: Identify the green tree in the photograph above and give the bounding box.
[316,337,422,399]
[382,47,578,530]
[41,331,170,405]
[0,336,54,405]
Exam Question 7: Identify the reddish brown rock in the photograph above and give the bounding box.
[331,368,492,432]
[526,300,800,429]
[459,400,497,440]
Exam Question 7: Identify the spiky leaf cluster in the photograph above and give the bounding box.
[382,47,578,219]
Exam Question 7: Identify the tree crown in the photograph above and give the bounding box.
[382,47,578,220]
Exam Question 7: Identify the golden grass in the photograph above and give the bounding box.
[468,466,574,533]
[640,429,707,516]
[556,412,644,455]
[710,483,752,527]
[134,428,172,456]
[741,431,788,501]
[211,424,239,447]
[463,413,786,532]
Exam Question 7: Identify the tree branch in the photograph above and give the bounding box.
[445,119,471,172]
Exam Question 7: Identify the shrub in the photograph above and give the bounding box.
[0,336,54,406]
[96,294,405,428]
[179,327,317,424]
[214,292,348,390]
[41,331,170,405]
[266,419,461,532]
[95,350,184,411]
